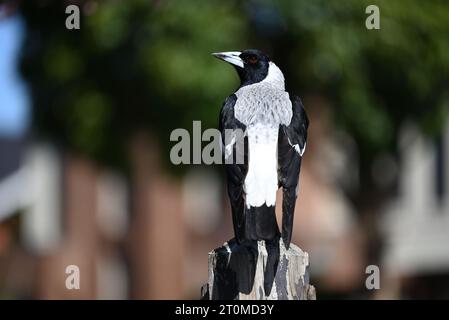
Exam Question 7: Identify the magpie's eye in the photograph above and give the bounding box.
[247,56,258,64]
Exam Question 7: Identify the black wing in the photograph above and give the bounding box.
[219,94,248,243]
[277,95,309,249]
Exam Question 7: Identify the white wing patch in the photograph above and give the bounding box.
[224,136,236,159]
[293,142,306,157]
[289,138,306,157]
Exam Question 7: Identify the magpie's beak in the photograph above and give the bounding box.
[212,51,244,68]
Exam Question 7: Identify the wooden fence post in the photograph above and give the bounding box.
[202,239,316,300]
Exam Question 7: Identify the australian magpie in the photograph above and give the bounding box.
[213,49,309,294]
[213,49,308,250]
[212,49,308,295]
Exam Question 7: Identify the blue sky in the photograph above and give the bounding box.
[0,14,30,137]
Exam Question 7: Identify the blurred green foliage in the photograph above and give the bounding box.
[20,0,249,169]
[19,0,449,180]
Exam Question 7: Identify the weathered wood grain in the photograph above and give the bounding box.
[202,239,316,300]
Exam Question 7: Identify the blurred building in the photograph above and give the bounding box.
[381,120,449,299]
[290,99,365,297]
[0,138,187,299]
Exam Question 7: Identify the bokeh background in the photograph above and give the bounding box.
[1,0,449,299]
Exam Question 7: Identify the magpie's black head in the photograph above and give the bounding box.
[212,49,271,86]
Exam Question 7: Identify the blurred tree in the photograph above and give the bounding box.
[19,0,249,170]
[18,0,449,174]
[241,0,449,211]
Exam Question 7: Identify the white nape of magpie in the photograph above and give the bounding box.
[212,49,309,251]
